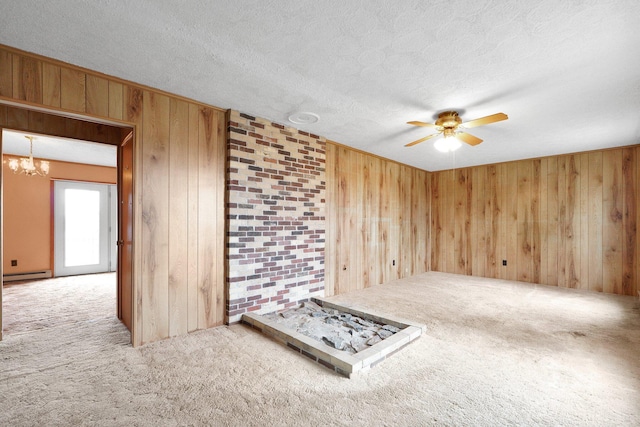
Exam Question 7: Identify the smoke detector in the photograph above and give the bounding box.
[288,112,320,125]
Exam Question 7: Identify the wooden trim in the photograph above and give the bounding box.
[49,179,55,275]
[0,101,124,146]
[0,96,134,130]
[49,177,117,185]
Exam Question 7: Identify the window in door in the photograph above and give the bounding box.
[53,180,116,277]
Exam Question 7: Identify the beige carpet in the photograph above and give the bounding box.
[2,273,117,335]
[1,272,638,426]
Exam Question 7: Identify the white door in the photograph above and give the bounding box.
[54,181,116,277]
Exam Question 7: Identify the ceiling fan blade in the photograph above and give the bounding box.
[456,132,483,146]
[405,133,440,147]
[407,120,439,128]
[461,112,508,128]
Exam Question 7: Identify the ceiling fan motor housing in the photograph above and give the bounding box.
[435,111,462,129]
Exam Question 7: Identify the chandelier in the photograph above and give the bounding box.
[8,136,50,177]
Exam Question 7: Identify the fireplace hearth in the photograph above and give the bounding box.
[242,297,424,378]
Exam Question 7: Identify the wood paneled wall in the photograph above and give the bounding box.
[325,143,430,296]
[0,45,226,345]
[430,148,639,296]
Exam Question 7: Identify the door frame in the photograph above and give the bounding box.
[117,130,134,331]
[0,99,136,344]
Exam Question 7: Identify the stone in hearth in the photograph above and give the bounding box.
[263,301,400,354]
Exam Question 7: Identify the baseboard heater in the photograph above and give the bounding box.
[3,270,52,282]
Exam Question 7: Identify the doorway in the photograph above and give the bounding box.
[0,104,135,342]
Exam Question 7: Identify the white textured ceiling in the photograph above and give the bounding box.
[2,130,117,167]
[1,0,639,171]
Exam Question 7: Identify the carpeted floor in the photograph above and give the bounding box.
[1,272,639,426]
[2,273,116,335]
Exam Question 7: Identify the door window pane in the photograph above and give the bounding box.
[64,188,101,267]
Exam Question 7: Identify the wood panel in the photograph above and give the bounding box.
[42,63,61,107]
[335,146,357,295]
[538,159,548,284]
[418,168,430,273]
[324,142,431,295]
[588,151,603,292]
[517,160,532,282]
[60,68,85,112]
[187,103,201,331]
[399,165,412,277]
[472,166,486,277]
[532,159,541,284]
[0,50,12,96]
[579,153,589,290]
[546,157,559,286]
[12,54,42,103]
[444,169,456,273]
[387,161,401,282]
[565,155,580,288]
[432,172,443,272]
[485,165,498,277]
[86,75,109,117]
[602,150,623,294]
[429,146,640,297]
[168,98,189,336]
[377,156,391,284]
[354,151,365,289]
[141,91,170,343]
[0,45,227,346]
[454,169,469,275]
[622,148,636,296]
[506,162,518,280]
[557,156,567,287]
[213,111,226,326]
[197,107,220,329]
[361,155,381,287]
[108,81,124,120]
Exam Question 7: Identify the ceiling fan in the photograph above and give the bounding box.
[405,111,508,150]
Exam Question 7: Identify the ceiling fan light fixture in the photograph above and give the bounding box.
[434,135,462,153]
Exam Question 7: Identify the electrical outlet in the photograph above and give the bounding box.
[502,260,507,266]
[11,260,17,267]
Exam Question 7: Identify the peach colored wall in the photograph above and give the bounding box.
[2,155,116,274]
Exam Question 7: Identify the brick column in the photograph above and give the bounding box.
[226,111,326,323]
